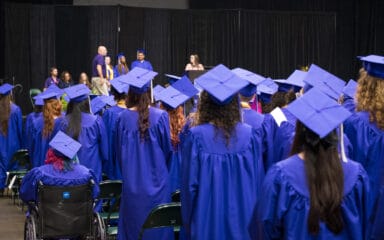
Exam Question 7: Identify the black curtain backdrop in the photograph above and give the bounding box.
[3,1,383,114]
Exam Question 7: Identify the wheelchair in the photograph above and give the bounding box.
[24,180,106,240]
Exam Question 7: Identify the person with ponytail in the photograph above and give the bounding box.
[181,65,265,239]
[115,67,172,240]
[343,55,384,238]
[101,79,128,180]
[20,131,99,203]
[28,88,64,167]
[59,84,108,183]
[251,88,369,240]
[0,83,22,190]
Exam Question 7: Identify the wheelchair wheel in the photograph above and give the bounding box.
[93,212,106,240]
[24,214,37,240]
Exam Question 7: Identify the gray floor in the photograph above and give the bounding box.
[0,190,25,240]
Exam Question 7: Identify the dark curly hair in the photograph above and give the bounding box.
[290,121,344,235]
[356,68,384,130]
[197,91,240,145]
[126,89,150,140]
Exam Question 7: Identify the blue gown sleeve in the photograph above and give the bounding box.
[113,65,119,78]
[181,130,200,236]
[147,61,153,71]
[20,168,43,203]
[14,106,23,149]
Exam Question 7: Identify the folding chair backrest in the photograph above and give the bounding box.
[37,182,93,238]
[142,202,182,230]
[99,180,122,199]
[11,149,31,170]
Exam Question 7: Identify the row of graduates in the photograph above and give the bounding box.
[0,55,383,239]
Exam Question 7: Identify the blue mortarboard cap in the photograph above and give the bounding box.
[275,70,307,92]
[46,84,64,95]
[195,64,249,105]
[117,52,125,59]
[33,90,61,102]
[64,84,91,102]
[303,64,345,100]
[239,83,257,97]
[123,67,158,94]
[153,85,165,101]
[157,76,198,109]
[231,68,266,86]
[286,88,352,138]
[342,80,358,99]
[35,97,44,106]
[137,48,146,54]
[49,131,82,159]
[91,96,107,114]
[358,55,384,78]
[100,95,116,106]
[257,78,279,103]
[110,77,130,94]
[0,83,14,95]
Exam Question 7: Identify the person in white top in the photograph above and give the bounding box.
[185,54,205,71]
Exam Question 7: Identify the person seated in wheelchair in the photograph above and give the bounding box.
[20,130,99,204]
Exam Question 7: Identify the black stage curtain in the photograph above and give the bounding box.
[5,2,383,114]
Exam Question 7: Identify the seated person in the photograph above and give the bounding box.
[20,131,99,203]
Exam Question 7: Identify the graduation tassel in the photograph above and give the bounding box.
[339,123,348,163]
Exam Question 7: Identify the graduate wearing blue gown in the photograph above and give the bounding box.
[341,80,357,113]
[251,88,369,240]
[20,131,99,203]
[130,49,153,71]
[181,65,264,240]
[28,90,64,168]
[115,67,172,240]
[101,80,128,180]
[342,55,384,238]
[155,76,199,194]
[24,102,43,152]
[0,84,23,189]
[59,84,108,182]
[114,53,129,78]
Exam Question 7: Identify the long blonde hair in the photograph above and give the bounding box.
[356,68,384,129]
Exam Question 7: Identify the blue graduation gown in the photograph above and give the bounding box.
[24,112,42,151]
[116,107,172,240]
[102,105,125,180]
[168,144,182,194]
[59,113,108,182]
[181,123,264,240]
[251,155,370,240]
[0,103,23,188]
[20,163,99,203]
[113,65,129,78]
[130,60,153,71]
[342,97,356,113]
[344,111,384,236]
[29,116,63,168]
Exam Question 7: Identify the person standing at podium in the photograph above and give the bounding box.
[185,54,205,71]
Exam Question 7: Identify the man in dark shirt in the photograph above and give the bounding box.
[91,46,108,95]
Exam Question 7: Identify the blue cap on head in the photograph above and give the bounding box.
[117,52,125,59]
[137,49,146,55]
[49,131,82,159]
[358,55,384,78]
[110,76,130,94]
[91,96,107,114]
[0,83,14,95]
[64,84,91,103]
[153,85,165,101]
[122,67,158,94]
[157,76,198,109]
[274,70,307,92]
[195,64,248,105]
[256,77,278,103]
[302,64,345,100]
[286,88,351,138]
[231,68,265,86]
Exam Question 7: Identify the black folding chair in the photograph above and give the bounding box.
[97,180,122,239]
[171,189,180,202]
[24,180,105,240]
[138,202,182,240]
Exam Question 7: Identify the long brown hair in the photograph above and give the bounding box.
[290,121,344,235]
[356,68,384,130]
[0,94,11,136]
[161,104,185,148]
[66,99,91,140]
[197,91,240,145]
[126,89,150,140]
[43,99,62,137]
